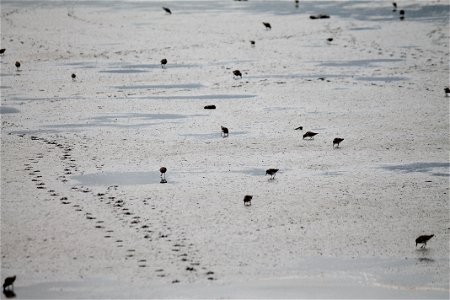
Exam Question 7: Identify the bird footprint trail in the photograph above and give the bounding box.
[21,133,216,283]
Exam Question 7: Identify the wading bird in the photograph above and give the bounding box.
[159,167,167,183]
[392,2,397,12]
[243,195,253,206]
[416,234,434,248]
[3,276,16,291]
[262,22,271,30]
[15,61,20,71]
[161,58,167,68]
[233,69,242,78]
[303,131,318,139]
[266,168,279,180]
[333,137,344,148]
[221,126,229,137]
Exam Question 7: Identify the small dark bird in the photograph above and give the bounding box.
[415,234,434,248]
[266,168,279,180]
[445,87,450,96]
[162,7,172,14]
[233,70,242,78]
[243,195,253,206]
[221,126,229,137]
[3,276,16,291]
[0,48,5,55]
[159,166,167,181]
[333,137,344,148]
[204,105,216,109]
[15,61,20,70]
[262,22,271,30]
[161,58,167,68]
[250,40,255,46]
[327,38,333,42]
[399,9,405,20]
[392,2,397,12]
[303,131,318,139]
[71,73,76,79]
[294,126,303,131]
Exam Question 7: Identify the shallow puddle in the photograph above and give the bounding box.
[72,171,170,186]
[381,162,450,177]
[113,83,204,90]
[0,106,20,114]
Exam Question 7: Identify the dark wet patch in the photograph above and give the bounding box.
[318,59,403,67]
[355,76,408,82]
[100,69,148,74]
[113,83,203,90]
[118,94,257,101]
[0,106,20,114]
[381,162,450,176]
[181,131,248,140]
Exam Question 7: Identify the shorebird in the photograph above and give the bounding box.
[294,126,303,130]
[160,167,167,180]
[3,275,16,291]
[303,131,318,139]
[221,126,229,137]
[204,105,216,109]
[327,38,333,42]
[0,48,5,55]
[392,2,397,12]
[162,7,172,14]
[15,61,20,71]
[243,195,253,206]
[161,58,167,68]
[266,168,279,180]
[250,40,255,46]
[399,9,405,20]
[415,234,434,248]
[262,22,271,30]
[71,73,76,79]
[444,87,450,96]
[333,137,344,148]
[233,69,242,78]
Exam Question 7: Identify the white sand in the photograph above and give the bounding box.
[1,0,449,298]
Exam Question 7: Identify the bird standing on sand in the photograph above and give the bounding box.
[266,168,279,180]
[15,61,20,71]
[399,9,405,20]
[327,38,333,42]
[159,167,167,183]
[333,137,344,148]
[243,195,253,206]
[3,275,16,291]
[161,58,167,68]
[71,73,76,79]
[392,2,397,12]
[444,87,450,96]
[303,131,318,139]
[162,7,172,14]
[221,126,229,137]
[294,126,303,131]
[0,48,5,55]
[250,40,255,47]
[262,22,271,30]
[416,234,434,248]
[233,70,242,78]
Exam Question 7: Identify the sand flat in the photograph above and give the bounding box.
[1,0,449,298]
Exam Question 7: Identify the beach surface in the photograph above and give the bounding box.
[1,0,449,298]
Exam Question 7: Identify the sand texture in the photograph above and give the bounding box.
[1,0,449,298]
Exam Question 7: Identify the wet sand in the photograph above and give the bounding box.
[1,0,449,298]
